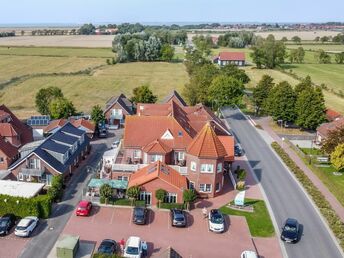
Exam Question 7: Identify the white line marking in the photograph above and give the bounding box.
[110,208,115,224]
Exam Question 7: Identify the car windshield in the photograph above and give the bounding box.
[174,216,185,221]
[284,225,297,232]
[99,244,112,253]
[0,220,8,227]
[16,226,27,231]
[126,246,139,255]
[134,209,144,216]
[211,214,223,224]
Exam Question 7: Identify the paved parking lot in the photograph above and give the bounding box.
[63,205,280,258]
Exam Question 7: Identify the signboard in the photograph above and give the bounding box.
[234,191,245,206]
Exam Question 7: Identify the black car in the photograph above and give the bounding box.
[133,207,148,225]
[0,214,16,236]
[234,144,243,157]
[170,209,187,227]
[281,218,300,243]
[97,239,117,254]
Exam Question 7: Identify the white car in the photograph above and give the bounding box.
[241,250,258,258]
[15,216,39,237]
[111,140,120,149]
[208,209,225,233]
[123,236,147,258]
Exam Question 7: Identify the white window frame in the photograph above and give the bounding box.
[29,158,41,169]
[199,184,212,193]
[217,163,223,173]
[133,150,141,159]
[200,164,214,173]
[164,193,177,203]
[177,152,185,160]
[215,182,221,192]
[150,154,162,163]
[118,176,128,181]
[190,161,197,172]
[18,173,24,181]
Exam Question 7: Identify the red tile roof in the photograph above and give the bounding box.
[136,103,172,116]
[317,117,344,138]
[44,119,67,133]
[325,108,342,122]
[218,136,235,161]
[0,123,18,137]
[187,123,227,158]
[72,119,95,133]
[128,161,188,191]
[143,139,172,154]
[218,52,245,61]
[0,137,18,159]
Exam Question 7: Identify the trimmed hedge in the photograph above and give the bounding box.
[0,194,52,219]
[271,142,344,250]
[159,203,185,210]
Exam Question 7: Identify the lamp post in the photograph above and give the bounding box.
[281,137,285,148]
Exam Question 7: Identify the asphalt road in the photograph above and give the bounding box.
[222,107,342,258]
[19,131,121,258]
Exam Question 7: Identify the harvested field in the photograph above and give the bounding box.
[286,44,344,52]
[255,30,339,40]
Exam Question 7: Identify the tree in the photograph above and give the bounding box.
[321,36,329,43]
[291,36,301,44]
[266,81,297,122]
[295,87,326,130]
[335,52,344,64]
[208,75,244,110]
[322,126,344,154]
[100,184,113,203]
[35,87,64,115]
[130,84,157,104]
[314,36,320,42]
[315,49,331,64]
[91,105,105,125]
[192,35,213,55]
[250,35,286,69]
[160,44,175,61]
[294,75,313,95]
[127,186,141,205]
[183,47,211,75]
[155,188,167,208]
[281,37,288,42]
[183,189,197,210]
[49,97,76,119]
[79,23,95,35]
[47,175,64,202]
[331,143,344,171]
[220,64,250,84]
[253,75,274,115]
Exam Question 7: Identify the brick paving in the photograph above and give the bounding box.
[0,229,32,258]
[255,116,344,222]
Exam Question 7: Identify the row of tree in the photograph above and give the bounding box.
[253,75,326,130]
[314,49,344,64]
[217,31,256,48]
[0,31,15,37]
[35,87,77,119]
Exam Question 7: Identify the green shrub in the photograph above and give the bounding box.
[114,198,131,206]
[159,203,185,210]
[48,175,64,202]
[271,142,344,250]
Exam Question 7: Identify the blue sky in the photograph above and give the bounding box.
[0,0,343,24]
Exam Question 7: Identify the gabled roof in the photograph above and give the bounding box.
[218,52,245,61]
[0,137,18,158]
[325,108,342,122]
[136,103,172,116]
[162,90,187,107]
[317,117,344,138]
[104,94,133,115]
[143,139,173,154]
[128,161,188,191]
[187,123,227,158]
[71,119,95,133]
[44,119,67,133]
[0,123,18,137]
[44,118,95,134]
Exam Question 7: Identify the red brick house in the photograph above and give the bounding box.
[213,52,246,66]
[316,117,344,144]
[128,161,187,205]
[104,94,134,128]
[0,105,33,169]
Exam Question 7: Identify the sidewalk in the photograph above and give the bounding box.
[255,116,344,222]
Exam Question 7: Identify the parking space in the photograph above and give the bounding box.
[63,206,259,258]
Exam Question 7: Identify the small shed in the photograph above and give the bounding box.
[56,235,80,258]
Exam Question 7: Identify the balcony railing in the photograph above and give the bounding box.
[20,168,44,177]
[111,163,188,175]
[110,113,123,120]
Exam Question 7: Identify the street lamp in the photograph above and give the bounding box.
[281,137,285,148]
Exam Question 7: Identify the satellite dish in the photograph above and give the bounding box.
[234,191,245,206]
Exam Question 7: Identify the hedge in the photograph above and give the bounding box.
[159,203,185,210]
[99,198,145,207]
[0,194,52,219]
[271,142,344,250]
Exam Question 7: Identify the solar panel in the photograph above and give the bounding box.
[27,115,50,126]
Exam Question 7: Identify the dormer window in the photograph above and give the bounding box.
[178,131,183,137]
[161,129,173,140]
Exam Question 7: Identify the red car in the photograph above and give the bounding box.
[76,201,92,216]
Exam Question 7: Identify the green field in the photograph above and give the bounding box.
[287,44,344,52]
[0,61,188,118]
[220,199,275,237]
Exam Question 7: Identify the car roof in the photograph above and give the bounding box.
[101,239,116,245]
[242,250,258,258]
[127,236,141,247]
[79,200,90,207]
[18,217,36,227]
[0,214,14,220]
[285,218,298,225]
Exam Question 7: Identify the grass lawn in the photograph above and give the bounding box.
[219,199,275,237]
[287,44,344,52]
[0,46,114,58]
[300,148,323,155]
[0,62,188,118]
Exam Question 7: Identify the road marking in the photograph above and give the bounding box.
[110,208,115,224]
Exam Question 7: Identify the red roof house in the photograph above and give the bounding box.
[213,52,246,66]
[325,108,342,122]
[316,117,344,144]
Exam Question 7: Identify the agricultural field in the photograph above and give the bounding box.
[0,61,188,118]
[286,44,344,52]
[255,30,339,40]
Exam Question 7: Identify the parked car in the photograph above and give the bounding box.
[97,239,118,255]
[208,209,225,233]
[241,250,258,258]
[98,128,107,138]
[170,209,187,227]
[234,144,243,157]
[0,214,16,236]
[123,236,145,258]
[133,207,148,225]
[111,140,120,149]
[15,216,39,237]
[76,200,92,216]
[281,218,300,243]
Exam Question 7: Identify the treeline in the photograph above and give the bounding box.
[253,75,326,130]
[112,31,186,62]
[0,31,15,37]
[31,29,78,36]
[218,31,256,48]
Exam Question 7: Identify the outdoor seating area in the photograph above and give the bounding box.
[85,178,128,202]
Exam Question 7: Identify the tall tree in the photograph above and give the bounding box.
[220,64,250,84]
[35,87,64,115]
[322,126,344,154]
[183,47,211,75]
[295,87,326,130]
[291,36,301,44]
[91,105,105,125]
[130,84,157,104]
[160,44,175,61]
[315,49,331,64]
[253,75,274,115]
[335,52,344,64]
[183,189,197,210]
[294,75,313,95]
[155,189,167,208]
[49,97,76,119]
[208,75,244,110]
[79,23,96,35]
[266,81,297,122]
[331,143,344,171]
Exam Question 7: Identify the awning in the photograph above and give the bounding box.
[88,178,128,189]
[20,168,44,177]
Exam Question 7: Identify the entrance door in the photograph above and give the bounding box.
[139,192,152,205]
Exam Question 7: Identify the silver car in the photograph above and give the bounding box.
[15,216,39,237]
